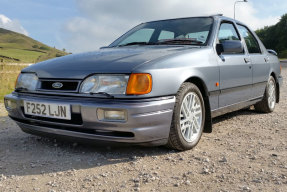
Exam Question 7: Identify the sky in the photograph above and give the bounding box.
[0,0,286,53]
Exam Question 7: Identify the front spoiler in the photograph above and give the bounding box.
[5,93,176,146]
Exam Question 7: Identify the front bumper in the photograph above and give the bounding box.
[4,93,175,146]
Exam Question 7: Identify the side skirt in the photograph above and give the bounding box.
[211,97,263,118]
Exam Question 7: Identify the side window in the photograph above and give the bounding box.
[118,28,155,45]
[218,23,240,43]
[158,30,174,40]
[237,25,261,54]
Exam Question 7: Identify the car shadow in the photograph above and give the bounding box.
[0,115,176,177]
[212,107,261,125]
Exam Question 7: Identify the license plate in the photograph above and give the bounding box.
[23,101,71,120]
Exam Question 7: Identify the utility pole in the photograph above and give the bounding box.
[234,0,248,19]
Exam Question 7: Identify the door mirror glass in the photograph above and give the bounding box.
[217,22,243,55]
[216,40,243,55]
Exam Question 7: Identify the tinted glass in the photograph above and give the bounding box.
[119,29,155,45]
[218,23,240,43]
[158,30,175,40]
[110,17,214,46]
[237,25,261,54]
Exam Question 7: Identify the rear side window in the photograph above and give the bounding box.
[237,25,261,54]
[218,23,240,43]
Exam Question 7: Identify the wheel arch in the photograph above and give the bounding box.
[270,72,280,103]
[183,76,212,133]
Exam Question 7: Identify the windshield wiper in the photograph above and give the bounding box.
[118,42,156,47]
[158,39,204,45]
[89,92,114,98]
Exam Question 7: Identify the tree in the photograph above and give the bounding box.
[256,14,287,58]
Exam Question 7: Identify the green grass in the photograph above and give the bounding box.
[0,48,45,63]
[0,42,22,49]
[0,64,28,102]
[0,28,69,102]
[0,28,68,63]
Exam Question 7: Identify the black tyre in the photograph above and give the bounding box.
[167,82,205,151]
[255,76,276,113]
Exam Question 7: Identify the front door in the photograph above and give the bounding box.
[217,22,253,108]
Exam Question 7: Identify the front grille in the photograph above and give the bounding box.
[39,80,79,92]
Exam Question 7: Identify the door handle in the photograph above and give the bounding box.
[264,57,269,62]
[244,58,251,63]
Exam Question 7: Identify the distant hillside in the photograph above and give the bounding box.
[0,28,68,63]
[256,14,287,58]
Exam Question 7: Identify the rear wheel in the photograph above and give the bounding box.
[255,76,276,113]
[167,82,205,151]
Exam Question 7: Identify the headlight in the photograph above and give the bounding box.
[15,73,38,91]
[80,75,129,94]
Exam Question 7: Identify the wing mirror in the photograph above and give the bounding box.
[267,49,278,56]
[216,40,244,55]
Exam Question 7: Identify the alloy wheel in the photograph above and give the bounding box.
[179,92,203,142]
[268,80,276,110]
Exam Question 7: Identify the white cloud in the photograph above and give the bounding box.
[63,0,280,53]
[0,14,28,36]
[235,3,279,30]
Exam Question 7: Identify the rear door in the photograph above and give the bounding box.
[217,22,253,108]
[237,25,270,98]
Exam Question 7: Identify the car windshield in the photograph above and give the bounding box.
[109,17,214,47]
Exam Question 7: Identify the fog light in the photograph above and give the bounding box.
[97,109,127,122]
[4,99,16,109]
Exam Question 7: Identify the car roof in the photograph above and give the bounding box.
[144,14,246,26]
[213,15,246,26]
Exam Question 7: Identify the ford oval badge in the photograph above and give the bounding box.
[52,82,63,89]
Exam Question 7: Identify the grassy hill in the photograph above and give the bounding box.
[0,28,67,63]
[0,28,69,102]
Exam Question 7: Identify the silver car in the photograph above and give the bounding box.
[4,15,283,150]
